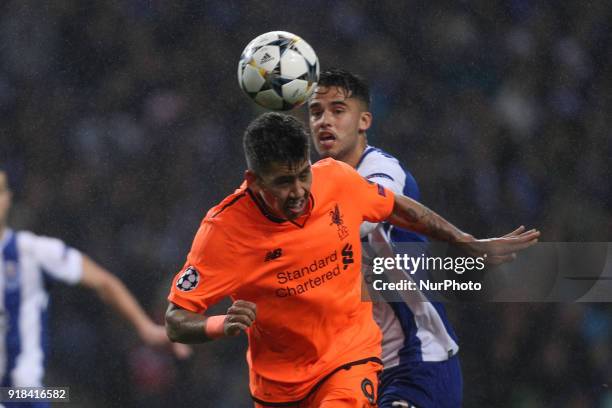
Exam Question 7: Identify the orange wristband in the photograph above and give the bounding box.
[204,315,226,339]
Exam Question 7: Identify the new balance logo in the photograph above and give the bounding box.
[264,248,282,261]
[342,244,354,270]
[260,52,274,64]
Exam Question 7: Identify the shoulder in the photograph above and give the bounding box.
[358,145,420,199]
[194,188,253,247]
[357,146,405,175]
[204,188,250,223]
[311,158,367,202]
[313,157,358,178]
[16,230,61,245]
[312,158,364,192]
[313,157,349,170]
[357,146,410,182]
[14,230,38,252]
[15,230,70,255]
[10,231,79,266]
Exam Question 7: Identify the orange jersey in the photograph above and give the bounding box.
[168,158,395,404]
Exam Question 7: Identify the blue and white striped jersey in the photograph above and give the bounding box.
[357,145,459,368]
[0,228,82,387]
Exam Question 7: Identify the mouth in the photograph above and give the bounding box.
[317,131,336,149]
[286,198,306,215]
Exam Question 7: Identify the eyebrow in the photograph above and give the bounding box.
[272,175,294,183]
[270,164,311,181]
[308,100,348,110]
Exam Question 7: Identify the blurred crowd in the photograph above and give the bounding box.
[1,1,610,407]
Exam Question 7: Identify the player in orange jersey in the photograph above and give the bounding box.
[165,112,539,407]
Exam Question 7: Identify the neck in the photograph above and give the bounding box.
[248,188,287,223]
[344,137,368,169]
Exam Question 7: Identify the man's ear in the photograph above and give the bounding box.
[359,111,372,133]
[245,169,258,189]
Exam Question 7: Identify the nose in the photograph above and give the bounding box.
[288,179,306,198]
[314,109,332,129]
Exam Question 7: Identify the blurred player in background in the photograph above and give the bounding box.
[308,68,462,408]
[0,169,189,404]
[165,112,538,407]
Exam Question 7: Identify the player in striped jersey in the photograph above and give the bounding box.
[0,169,189,406]
[308,69,463,407]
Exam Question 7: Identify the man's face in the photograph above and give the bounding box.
[0,172,12,227]
[308,86,371,164]
[251,159,312,221]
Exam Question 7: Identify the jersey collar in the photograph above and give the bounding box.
[246,188,314,228]
[355,145,376,170]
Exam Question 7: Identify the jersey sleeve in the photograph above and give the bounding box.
[359,152,421,199]
[334,160,395,223]
[398,171,420,201]
[168,219,240,314]
[359,156,421,236]
[361,166,404,197]
[19,232,83,285]
[358,155,403,236]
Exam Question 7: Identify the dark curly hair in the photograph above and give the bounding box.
[315,68,371,108]
[243,112,310,174]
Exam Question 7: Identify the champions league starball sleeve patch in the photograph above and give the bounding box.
[176,266,200,292]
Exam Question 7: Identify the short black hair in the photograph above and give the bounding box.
[316,68,371,108]
[243,112,310,174]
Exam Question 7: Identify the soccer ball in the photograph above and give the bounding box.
[238,31,319,111]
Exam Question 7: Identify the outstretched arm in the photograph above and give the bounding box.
[80,255,191,358]
[387,195,472,242]
[387,194,540,262]
[165,300,256,344]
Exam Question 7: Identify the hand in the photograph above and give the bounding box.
[461,226,540,265]
[139,323,193,359]
[224,300,257,336]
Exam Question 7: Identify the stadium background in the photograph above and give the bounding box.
[1,1,611,406]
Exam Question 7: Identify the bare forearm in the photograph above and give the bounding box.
[165,300,256,343]
[165,304,212,343]
[81,256,154,334]
[387,195,470,243]
[96,273,153,333]
[80,257,196,355]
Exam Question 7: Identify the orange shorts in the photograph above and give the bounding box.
[254,360,381,408]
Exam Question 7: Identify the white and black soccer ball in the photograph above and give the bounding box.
[176,266,199,292]
[238,31,319,111]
